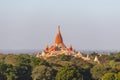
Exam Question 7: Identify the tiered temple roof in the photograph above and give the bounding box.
[36,25,99,63]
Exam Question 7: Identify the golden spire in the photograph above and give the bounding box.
[55,25,63,45]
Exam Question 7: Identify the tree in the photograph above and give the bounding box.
[0,63,18,80]
[16,64,32,80]
[4,54,18,66]
[91,52,98,57]
[102,73,116,80]
[17,54,31,65]
[57,54,72,61]
[115,63,120,72]
[30,57,50,67]
[116,72,120,80]
[82,66,92,80]
[56,66,83,80]
[32,65,56,80]
[116,52,120,58]
[5,64,18,80]
[91,64,107,80]
[0,62,7,80]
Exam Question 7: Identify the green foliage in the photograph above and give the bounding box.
[0,62,7,80]
[102,73,116,80]
[5,64,18,80]
[116,64,120,71]
[4,54,18,66]
[100,54,113,63]
[17,54,31,65]
[116,52,120,58]
[32,65,56,80]
[56,66,83,80]
[0,62,18,80]
[116,72,120,80]
[30,57,50,67]
[57,54,72,61]
[91,64,107,80]
[16,64,32,80]
[0,55,6,63]
[0,53,120,80]
[91,52,98,57]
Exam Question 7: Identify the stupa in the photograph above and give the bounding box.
[94,56,100,64]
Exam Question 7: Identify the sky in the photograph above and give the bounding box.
[0,0,120,50]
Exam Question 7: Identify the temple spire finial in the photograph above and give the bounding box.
[69,44,73,51]
[45,44,49,51]
[58,25,60,33]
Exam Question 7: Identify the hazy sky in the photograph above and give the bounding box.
[0,0,120,50]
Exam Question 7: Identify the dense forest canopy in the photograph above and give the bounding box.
[0,52,120,80]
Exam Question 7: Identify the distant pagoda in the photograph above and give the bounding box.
[36,25,92,61]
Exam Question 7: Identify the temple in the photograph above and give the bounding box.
[36,25,95,61]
